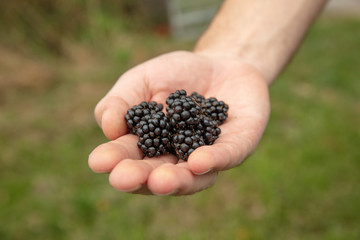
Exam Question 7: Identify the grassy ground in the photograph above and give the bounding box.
[0,13,359,240]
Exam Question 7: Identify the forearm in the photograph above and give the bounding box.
[194,0,328,84]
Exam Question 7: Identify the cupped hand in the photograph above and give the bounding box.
[88,51,270,195]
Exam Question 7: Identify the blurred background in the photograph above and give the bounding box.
[0,0,359,239]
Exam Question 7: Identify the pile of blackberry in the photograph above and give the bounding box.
[125,90,228,160]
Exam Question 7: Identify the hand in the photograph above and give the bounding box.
[88,51,270,195]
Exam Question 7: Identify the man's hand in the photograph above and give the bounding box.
[88,51,270,195]
[88,0,327,195]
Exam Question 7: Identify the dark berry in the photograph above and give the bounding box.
[125,101,171,157]
[202,97,229,124]
[125,101,163,134]
[198,115,221,145]
[137,112,172,157]
[191,92,229,124]
[166,90,202,130]
[172,129,204,161]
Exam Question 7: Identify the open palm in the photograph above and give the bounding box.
[88,51,270,195]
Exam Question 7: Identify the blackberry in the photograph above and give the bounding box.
[166,90,223,160]
[136,111,172,157]
[191,92,229,124]
[172,129,205,161]
[166,90,202,130]
[197,116,221,145]
[202,97,229,124]
[125,101,163,134]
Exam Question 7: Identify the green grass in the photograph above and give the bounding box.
[0,14,359,240]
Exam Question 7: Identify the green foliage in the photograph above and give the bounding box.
[0,0,162,55]
[0,12,359,240]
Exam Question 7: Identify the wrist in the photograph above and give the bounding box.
[193,46,276,86]
[192,0,328,86]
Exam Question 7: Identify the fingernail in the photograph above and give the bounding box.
[101,110,108,129]
[122,184,143,193]
[155,189,179,196]
[193,168,213,176]
[92,170,109,174]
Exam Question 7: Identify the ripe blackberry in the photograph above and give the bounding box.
[202,97,229,124]
[197,116,221,145]
[191,92,228,124]
[166,91,202,130]
[125,101,163,134]
[136,111,172,157]
[172,129,205,161]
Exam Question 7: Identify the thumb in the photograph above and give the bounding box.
[94,67,148,140]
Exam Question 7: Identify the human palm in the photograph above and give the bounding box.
[88,51,270,195]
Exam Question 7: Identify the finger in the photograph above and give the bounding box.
[108,155,178,192]
[95,96,131,140]
[187,116,267,175]
[147,162,218,196]
[94,67,149,140]
[128,159,188,195]
[88,134,143,173]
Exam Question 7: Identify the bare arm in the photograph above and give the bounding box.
[89,0,329,195]
[195,0,329,84]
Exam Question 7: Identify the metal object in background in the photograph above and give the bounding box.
[165,0,360,41]
[166,0,222,41]
[326,0,360,14]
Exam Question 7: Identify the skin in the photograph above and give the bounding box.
[88,0,328,196]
